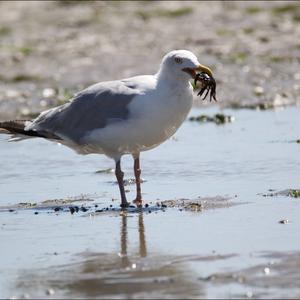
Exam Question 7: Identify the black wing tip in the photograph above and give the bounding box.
[0,119,60,139]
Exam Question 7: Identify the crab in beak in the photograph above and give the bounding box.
[182,64,217,102]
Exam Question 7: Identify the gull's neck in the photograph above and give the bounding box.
[156,68,191,90]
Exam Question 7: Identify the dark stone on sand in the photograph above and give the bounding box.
[189,113,234,125]
[54,207,61,212]
[80,207,88,212]
[34,211,38,215]
[288,189,300,198]
[261,188,300,198]
[69,207,75,214]
[95,209,103,213]
[278,219,289,224]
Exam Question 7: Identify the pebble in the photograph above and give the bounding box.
[254,86,264,96]
[34,212,39,215]
[246,291,253,298]
[263,267,270,275]
[40,99,49,107]
[42,88,56,98]
[20,108,31,116]
[6,90,20,98]
[46,288,55,296]
[278,219,289,224]
[294,73,300,80]
[54,207,60,212]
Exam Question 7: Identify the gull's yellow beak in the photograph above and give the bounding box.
[182,64,213,79]
[195,64,213,77]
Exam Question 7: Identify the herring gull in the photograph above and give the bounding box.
[0,50,214,208]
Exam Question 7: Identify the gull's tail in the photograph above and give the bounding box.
[0,120,60,141]
[0,120,41,137]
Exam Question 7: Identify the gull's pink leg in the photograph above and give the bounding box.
[133,155,143,207]
[115,160,129,208]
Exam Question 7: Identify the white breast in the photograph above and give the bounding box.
[130,83,193,150]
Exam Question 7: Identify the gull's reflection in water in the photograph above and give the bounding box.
[120,212,147,269]
[138,211,147,258]
[16,212,202,298]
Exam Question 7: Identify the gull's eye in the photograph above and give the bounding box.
[174,57,183,64]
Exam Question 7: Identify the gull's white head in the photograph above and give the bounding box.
[158,49,213,82]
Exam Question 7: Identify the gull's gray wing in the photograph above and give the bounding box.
[27,80,142,142]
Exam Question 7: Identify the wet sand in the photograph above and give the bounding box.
[1,106,300,298]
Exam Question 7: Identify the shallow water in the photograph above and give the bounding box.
[1,106,300,298]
